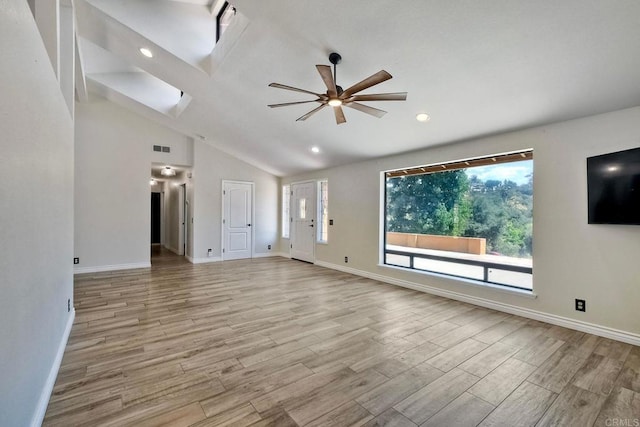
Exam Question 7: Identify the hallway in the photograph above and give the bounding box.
[150,245,190,268]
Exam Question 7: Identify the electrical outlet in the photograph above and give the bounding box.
[344,256,348,263]
[207,249,212,257]
[67,298,71,312]
[575,299,586,312]
[268,245,271,250]
[73,257,79,265]
[329,219,334,225]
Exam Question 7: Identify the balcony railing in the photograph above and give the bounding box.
[385,245,533,291]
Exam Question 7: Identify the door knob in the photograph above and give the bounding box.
[309,224,314,227]
[247,224,251,227]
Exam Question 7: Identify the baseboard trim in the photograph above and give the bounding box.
[315,261,640,346]
[31,308,75,427]
[188,256,222,264]
[73,262,151,274]
[274,252,291,259]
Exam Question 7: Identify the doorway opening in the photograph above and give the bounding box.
[150,163,191,265]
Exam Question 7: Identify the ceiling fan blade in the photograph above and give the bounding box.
[341,70,392,98]
[333,106,346,124]
[296,104,327,121]
[268,100,322,108]
[269,83,324,98]
[350,92,407,102]
[316,65,337,97]
[344,102,387,118]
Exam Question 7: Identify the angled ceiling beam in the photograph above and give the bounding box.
[74,34,88,102]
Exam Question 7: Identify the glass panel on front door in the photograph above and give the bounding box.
[299,198,306,219]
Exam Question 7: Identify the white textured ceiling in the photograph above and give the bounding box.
[75,0,640,176]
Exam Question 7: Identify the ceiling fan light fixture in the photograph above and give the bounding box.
[416,113,430,122]
[161,166,176,176]
[328,98,342,107]
[139,47,153,58]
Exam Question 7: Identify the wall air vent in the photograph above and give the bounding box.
[152,145,171,153]
[153,145,162,152]
[162,146,170,153]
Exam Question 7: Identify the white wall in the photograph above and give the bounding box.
[0,1,74,425]
[75,100,278,268]
[191,140,280,261]
[75,100,193,270]
[282,107,640,339]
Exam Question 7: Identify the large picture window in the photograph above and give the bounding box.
[384,151,533,291]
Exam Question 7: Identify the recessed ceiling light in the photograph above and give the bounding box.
[161,166,176,176]
[139,47,153,58]
[311,146,320,153]
[416,113,430,122]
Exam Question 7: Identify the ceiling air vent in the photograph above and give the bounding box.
[152,145,171,153]
[153,145,162,152]
[162,146,170,153]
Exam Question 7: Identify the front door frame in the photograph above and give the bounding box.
[289,180,317,263]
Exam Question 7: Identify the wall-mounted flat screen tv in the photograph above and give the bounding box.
[587,146,640,225]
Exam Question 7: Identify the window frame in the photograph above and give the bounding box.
[281,184,290,238]
[216,1,236,42]
[317,179,328,243]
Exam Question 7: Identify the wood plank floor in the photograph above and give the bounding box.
[44,251,640,426]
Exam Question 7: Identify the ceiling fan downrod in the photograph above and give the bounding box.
[329,52,343,94]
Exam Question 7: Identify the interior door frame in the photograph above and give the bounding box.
[178,183,185,256]
[221,180,255,261]
[181,183,188,257]
[160,191,165,246]
[289,180,317,263]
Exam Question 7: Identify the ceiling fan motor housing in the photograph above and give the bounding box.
[329,52,342,65]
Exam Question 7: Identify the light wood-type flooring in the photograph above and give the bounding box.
[44,250,640,426]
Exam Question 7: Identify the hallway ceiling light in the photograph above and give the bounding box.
[150,178,156,185]
[161,166,176,176]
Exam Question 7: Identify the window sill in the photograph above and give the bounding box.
[316,241,328,245]
[378,263,537,299]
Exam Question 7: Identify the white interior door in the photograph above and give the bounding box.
[223,181,253,260]
[290,181,316,263]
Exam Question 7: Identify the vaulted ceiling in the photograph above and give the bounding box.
[75,0,640,176]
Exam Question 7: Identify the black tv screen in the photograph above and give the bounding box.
[587,147,640,225]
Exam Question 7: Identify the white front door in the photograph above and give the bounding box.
[223,181,253,260]
[290,181,316,262]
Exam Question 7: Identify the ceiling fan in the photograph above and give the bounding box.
[268,52,407,125]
